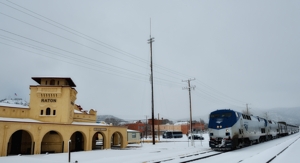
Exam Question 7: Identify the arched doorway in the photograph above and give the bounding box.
[111,132,123,149]
[92,132,105,150]
[7,130,33,156]
[70,131,85,152]
[41,131,63,154]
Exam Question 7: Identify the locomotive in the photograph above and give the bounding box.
[208,109,299,150]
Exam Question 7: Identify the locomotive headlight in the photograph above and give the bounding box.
[220,126,222,128]
[217,126,219,128]
[226,129,229,132]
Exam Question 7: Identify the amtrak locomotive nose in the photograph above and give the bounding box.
[208,109,238,150]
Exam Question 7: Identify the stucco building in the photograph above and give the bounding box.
[0,77,128,157]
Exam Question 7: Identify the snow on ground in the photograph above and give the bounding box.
[0,133,299,163]
[240,134,300,163]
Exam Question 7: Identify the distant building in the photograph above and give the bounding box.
[180,121,205,135]
[127,129,141,144]
[0,77,128,157]
[123,120,144,134]
[152,120,205,136]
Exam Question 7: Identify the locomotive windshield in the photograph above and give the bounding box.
[210,114,220,118]
[210,112,232,118]
[209,110,237,129]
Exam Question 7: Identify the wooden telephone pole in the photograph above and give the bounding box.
[148,20,155,145]
[182,78,196,146]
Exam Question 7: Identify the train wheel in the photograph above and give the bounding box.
[239,142,244,148]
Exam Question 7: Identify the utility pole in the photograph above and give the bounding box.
[182,78,196,147]
[246,103,251,115]
[145,115,148,139]
[158,113,160,141]
[148,19,155,145]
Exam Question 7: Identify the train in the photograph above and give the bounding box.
[208,109,299,150]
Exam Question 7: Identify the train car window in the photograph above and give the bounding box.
[246,115,251,120]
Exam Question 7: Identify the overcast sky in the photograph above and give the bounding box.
[0,0,299,121]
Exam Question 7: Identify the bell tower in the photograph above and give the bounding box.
[29,77,77,124]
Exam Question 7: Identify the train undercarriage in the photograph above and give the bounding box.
[209,135,280,151]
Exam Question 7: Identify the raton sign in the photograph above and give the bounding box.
[41,99,56,102]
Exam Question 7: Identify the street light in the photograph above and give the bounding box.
[68,140,71,163]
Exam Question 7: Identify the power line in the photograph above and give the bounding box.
[0,38,184,87]
[0,12,149,70]
[3,0,148,64]
[1,0,194,80]
[1,1,247,107]
[195,80,247,104]
[193,89,245,109]
[0,11,190,82]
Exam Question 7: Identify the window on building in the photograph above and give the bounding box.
[50,80,55,85]
[40,110,44,115]
[57,81,60,85]
[53,110,56,115]
[46,108,51,115]
[132,133,136,138]
[45,81,48,85]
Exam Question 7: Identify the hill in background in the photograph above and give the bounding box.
[96,115,125,125]
[264,107,300,125]
[1,97,298,126]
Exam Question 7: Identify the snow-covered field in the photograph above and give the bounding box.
[0,133,299,163]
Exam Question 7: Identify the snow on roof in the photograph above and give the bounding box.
[174,121,189,125]
[127,129,140,133]
[0,102,29,109]
[0,117,108,126]
[0,98,29,108]
[0,117,40,123]
[74,110,83,114]
[72,122,109,126]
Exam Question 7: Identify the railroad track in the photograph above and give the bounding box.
[146,150,223,163]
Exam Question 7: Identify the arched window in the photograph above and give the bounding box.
[50,80,55,85]
[46,108,51,115]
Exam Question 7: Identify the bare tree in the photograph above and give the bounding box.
[105,118,120,126]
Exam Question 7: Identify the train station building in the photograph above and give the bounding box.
[0,77,128,157]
